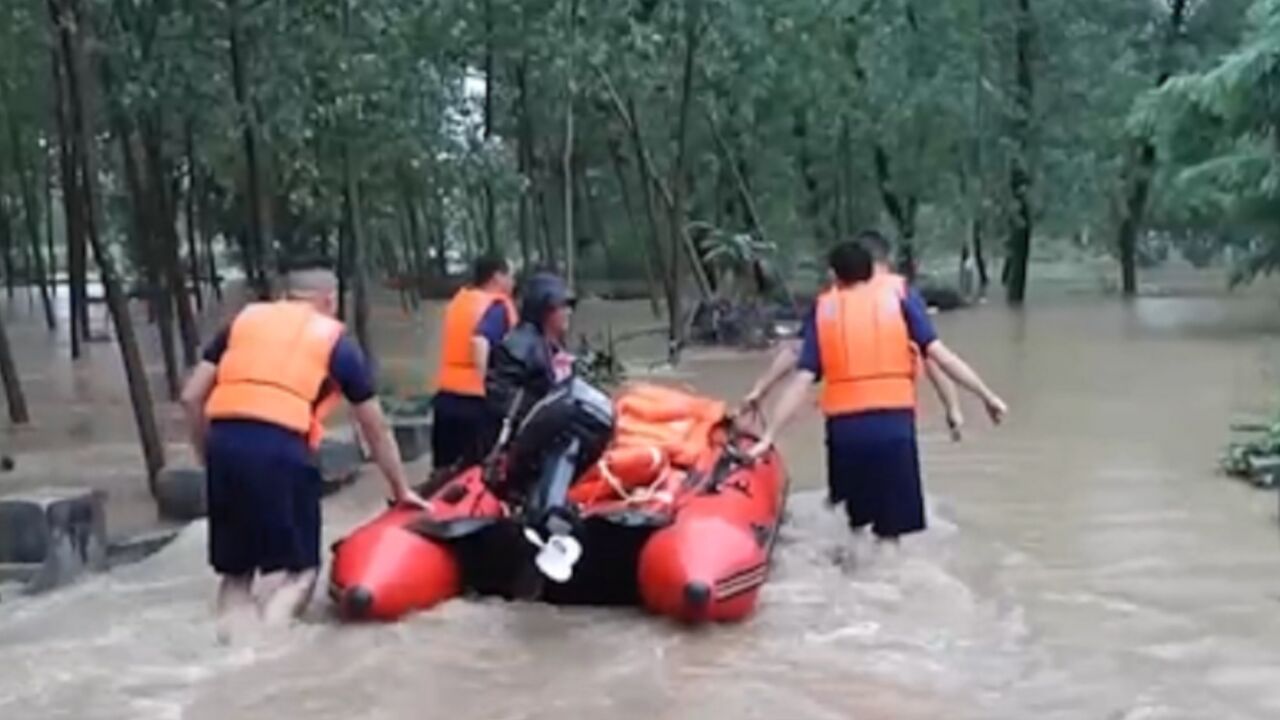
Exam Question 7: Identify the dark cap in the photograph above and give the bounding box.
[519,272,576,323]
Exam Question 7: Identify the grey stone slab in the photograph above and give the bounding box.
[0,488,108,594]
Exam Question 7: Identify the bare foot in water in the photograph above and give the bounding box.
[215,575,258,645]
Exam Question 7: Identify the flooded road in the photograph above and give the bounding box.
[5,279,1280,719]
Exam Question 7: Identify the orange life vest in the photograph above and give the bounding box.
[816,273,917,416]
[434,287,518,396]
[205,301,345,449]
[611,383,726,467]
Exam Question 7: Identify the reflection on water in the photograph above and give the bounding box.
[4,275,1280,718]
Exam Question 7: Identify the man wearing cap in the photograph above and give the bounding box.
[180,260,425,641]
[485,271,577,428]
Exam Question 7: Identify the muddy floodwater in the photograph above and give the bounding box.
[4,270,1280,719]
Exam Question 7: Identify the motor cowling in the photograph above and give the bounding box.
[502,376,615,500]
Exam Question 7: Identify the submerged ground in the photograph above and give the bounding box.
[3,264,1280,719]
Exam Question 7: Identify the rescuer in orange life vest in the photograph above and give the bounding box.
[744,234,1007,554]
[431,254,517,470]
[180,260,425,642]
[746,231,966,440]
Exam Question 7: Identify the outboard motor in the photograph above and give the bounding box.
[501,377,614,581]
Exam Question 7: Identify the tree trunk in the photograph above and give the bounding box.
[0,200,15,300]
[705,106,768,245]
[1116,147,1149,296]
[872,145,918,280]
[971,217,990,291]
[140,115,199,365]
[118,127,180,401]
[60,0,165,484]
[4,100,56,330]
[1115,0,1188,297]
[536,177,556,267]
[665,0,702,358]
[516,59,534,268]
[792,109,826,245]
[608,141,662,317]
[562,0,578,291]
[336,220,348,321]
[0,310,30,424]
[429,196,448,277]
[623,97,673,306]
[226,0,268,298]
[184,119,203,311]
[44,141,58,296]
[397,171,425,295]
[483,0,497,253]
[342,147,372,362]
[199,172,222,301]
[48,39,83,356]
[1005,0,1035,305]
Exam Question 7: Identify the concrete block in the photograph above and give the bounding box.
[391,415,432,463]
[155,465,208,521]
[317,438,363,495]
[0,488,108,594]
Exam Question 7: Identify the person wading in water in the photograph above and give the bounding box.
[744,238,1007,558]
[181,260,425,641]
[431,254,517,470]
[745,231,966,440]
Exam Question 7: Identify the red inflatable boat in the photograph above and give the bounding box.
[329,383,788,623]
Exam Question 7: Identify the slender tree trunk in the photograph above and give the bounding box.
[4,100,56,329]
[1116,0,1188,297]
[0,200,15,300]
[118,127,180,400]
[429,195,448,277]
[336,220,348,320]
[666,0,702,358]
[50,40,84,358]
[185,119,203,311]
[608,142,661,317]
[562,0,578,291]
[971,217,990,290]
[0,310,29,423]
[792,109,826,245]
[396,171,425,294]
[516,59,534,268]
[198,171,221,301]
[1116,145,1151,296]
[44,142,57,296]
[835,117,850,241]
[872,145,918,280]
[342,147,371,360]
[970,0,990,295]
[61,0,165,484]
[536,177,555,267]
[483,0,497,253]
[50,8,90,344]
[140,115,199,365]
[227,0,268,298]
[1005,0,1035,305]
[705,106,768,244]
[623,98,672,305]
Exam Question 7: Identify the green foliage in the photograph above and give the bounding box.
[0,0,1263,304]
[1222,416,1280,488]
[1140,0,1280,284]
